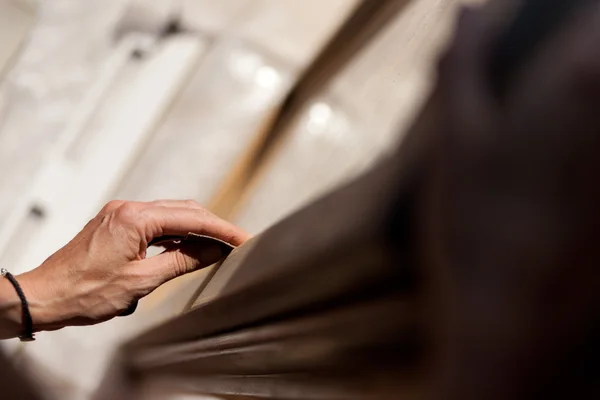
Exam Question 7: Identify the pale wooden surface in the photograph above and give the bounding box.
[0,0,127,229]
[134,0,359,69]
[233,0,478,234]
[232,0,359,68]
[113,39,294,204]
[182,0,254,34]
[0,0,36,80]
[115,0,359,205]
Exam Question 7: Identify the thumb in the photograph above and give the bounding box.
[142,242,225,284]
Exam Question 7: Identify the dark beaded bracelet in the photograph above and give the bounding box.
[1,268,35,341]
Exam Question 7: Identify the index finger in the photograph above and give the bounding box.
[140,206,250,247]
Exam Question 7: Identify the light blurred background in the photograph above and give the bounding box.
[0,0,481,398]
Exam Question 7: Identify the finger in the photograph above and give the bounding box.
[150,199,206,210]
[140,207,250,246]
[99,199,205,218]
[140,242,225,284]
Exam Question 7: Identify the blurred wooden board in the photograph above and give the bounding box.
[104,144,423,400]
[233,0,360,68]
[0,0,36,80]
[182,0,254,34]
[116,0,360,205]
[129,150,408,349]
[132,295,414,376]
[132,0,360,69]
[183,0,360,69]
[208,0,412,223]
[113,40,293,204]
[232,0,479,234]
[0,0,127,229]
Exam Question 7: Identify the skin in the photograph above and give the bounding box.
[0,199,249,339]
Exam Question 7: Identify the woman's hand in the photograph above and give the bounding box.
[6,200,249,335]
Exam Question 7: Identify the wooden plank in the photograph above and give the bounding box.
[0,0,37,81]
[137,371,422,400]
[113,39,293,205]
[232,0,483,234]
[127,151,408,349]
[182,0,360,69]
[129,295,415,376]
[118,0,361,206]
[208,0,410,221]
[0,0,128,229]
[233,0,361,69]
[182,0,254,35]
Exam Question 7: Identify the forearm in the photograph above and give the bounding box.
[0,276,24,339]
[0,199,248,339]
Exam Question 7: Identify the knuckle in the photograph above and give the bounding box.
[184,199,200,208]
[171,251,192,277]
[114,202,140,225]
[194,207,214,220]
[101,200,124,215]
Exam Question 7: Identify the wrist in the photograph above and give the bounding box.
[15,271,63,333]
[0,277,23,339]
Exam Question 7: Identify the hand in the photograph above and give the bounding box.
[11,200,249,334]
